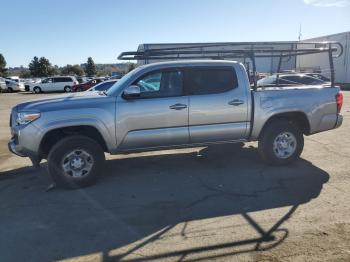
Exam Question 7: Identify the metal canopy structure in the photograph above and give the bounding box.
[118,41,343,90]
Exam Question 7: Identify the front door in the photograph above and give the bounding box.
[185,66,249,143]
[116,69,189,151]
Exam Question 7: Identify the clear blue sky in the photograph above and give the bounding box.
[1,0,349,67]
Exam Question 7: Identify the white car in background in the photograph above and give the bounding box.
[5,79,25,92]
[0,78,6,91]
[30,76,78,93]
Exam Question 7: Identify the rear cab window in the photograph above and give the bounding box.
[184,67,238,95]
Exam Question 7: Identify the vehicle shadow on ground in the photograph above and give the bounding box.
[0,144,329,261]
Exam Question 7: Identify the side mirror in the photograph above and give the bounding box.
[122,85,141,99]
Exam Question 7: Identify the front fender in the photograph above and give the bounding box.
[34,108,116,152]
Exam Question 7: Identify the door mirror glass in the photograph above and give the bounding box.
[122,85,141,99]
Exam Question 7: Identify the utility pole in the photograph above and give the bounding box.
[298,23,302,41]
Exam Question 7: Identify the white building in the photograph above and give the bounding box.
[298,31,350,84]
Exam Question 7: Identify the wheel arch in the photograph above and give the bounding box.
[39,125,108,159]
[259,111,310,139]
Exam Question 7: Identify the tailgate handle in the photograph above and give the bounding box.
[169,103,187,110]
[228,99,244,106]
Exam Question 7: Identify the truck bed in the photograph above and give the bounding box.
[250,85,341,140]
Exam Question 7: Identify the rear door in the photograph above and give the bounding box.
[52,77,64,91]
[116,68,189,150]
[185,66,249,143]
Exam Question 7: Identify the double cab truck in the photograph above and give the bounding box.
[8,60,343,188]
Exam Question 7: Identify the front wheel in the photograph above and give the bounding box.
[48,136,105,188]
[258,120,304,165]
[33,86,41,94]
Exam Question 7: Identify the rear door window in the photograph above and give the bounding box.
[54,77,72,82]
[184,67,237,95]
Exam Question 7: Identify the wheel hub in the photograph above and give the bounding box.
[273,132,297,159]
[278,139,289,149]
[62,149,94,178]
[70,157,85,170]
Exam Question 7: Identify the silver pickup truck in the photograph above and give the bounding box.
[8,61,343,188]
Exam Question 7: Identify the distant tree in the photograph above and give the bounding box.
[0,54,8,77]
[85,57,97,77]
[61,64,85,76]
[127,63,137,73]
[28,56,55,77]
[28,56,41,77]
[19,69,31,78]
[38,57,55,76]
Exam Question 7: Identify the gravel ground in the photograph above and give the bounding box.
[0,91,349,262]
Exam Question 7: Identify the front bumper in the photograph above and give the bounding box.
[8,111,42,159]
[8,138,26,157]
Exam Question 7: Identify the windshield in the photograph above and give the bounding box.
[106,66,144,96]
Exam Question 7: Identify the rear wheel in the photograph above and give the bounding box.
[7,87,13,93]
[258,120,304,165]
[47,136,105,188]
[33,86,41,94]
[64,86,71,92]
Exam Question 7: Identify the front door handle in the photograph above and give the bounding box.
[169,103,187,110]
[228,99,244,106]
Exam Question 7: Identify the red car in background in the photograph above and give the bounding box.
[72,78,103,92]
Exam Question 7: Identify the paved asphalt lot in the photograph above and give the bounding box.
[0,91,349,262]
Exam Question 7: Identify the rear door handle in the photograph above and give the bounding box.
[169,103,187,110]
[228,99,244,106]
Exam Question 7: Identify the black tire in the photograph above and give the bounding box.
[258,120,304,165]
[64,86,71,92]
[76,87,83,92]
[7,87,13,93]
[33,86,41,94]
[47,135,105,188]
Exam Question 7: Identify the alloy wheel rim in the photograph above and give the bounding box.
[61,149,94,178]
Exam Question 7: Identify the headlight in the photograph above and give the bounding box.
[16,112,41,125]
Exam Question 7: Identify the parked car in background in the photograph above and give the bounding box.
[5,79,25,92]
[30,76,78,93]
[0,78,6,91]
[304,73,331,83]
[24,78,41,91]
[87,79,118,92]
[76,77,88,84]
[72,78,103,92]
[109,74,122,80]
[257,73,325,87]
